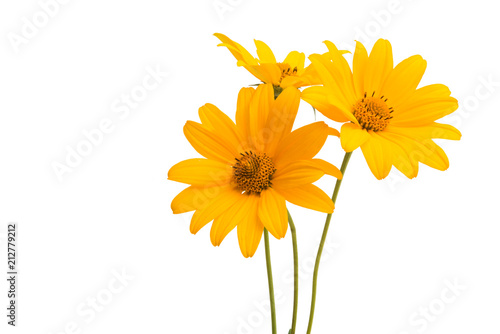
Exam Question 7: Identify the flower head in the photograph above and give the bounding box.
[302,39,461,180]
[214,33,320,93]
[169,84,341,257]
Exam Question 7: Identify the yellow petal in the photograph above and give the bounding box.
[184,121,237,163]
[283,51,306,70]
[258,188,288,239]
[276,184,334,213]
[249,63,282,85]
[385,123,461,141]
[280,75,305,89]
[198,103,243,145]
[391,97,458,127]
[328,126,340,137]
[340,123,370,152]
[168,158,231,187]
[417,140,449,171]
[235,87,255,142]
[323,40,357,103]
[360,132,393,180]
[364,39,393,96]
[381,55,427,107]
[237,204,263,258]
[301,86,352,123]
[264,86,301,156]
[272,161,324,188]
[308,159,343,179]
[273,121,329,168]
[377,132,419,179]
[214,33,258,66]
[353,41,369,97]
[171,185,224,214]
[248,84,274,150]
[254,39,277,63]
[308,53,355,113]
[190,187,242,234]
[210,194,258,247]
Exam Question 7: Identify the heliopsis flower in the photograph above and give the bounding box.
[302,39,461,180]
[168,84,342,257]
[214,33,320,94]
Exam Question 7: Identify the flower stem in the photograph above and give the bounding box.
[287,210,299,334]
[264,228,277,334]
[306,151,353,334]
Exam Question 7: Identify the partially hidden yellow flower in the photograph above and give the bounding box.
[168,84,342,257]
[302,39,461,180]
[214,33,320,92]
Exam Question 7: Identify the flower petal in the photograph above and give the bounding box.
[273,121,329,168]
[385,123,461,141]
[301,86,352,123]
[308,53,355,113]
[248,84,274,150]
[308,159,343,179]
[364,39,393,96]
[168,158,231,187]
[236,87,255,141]
[184,121,237,163]
[360,132,393,180]
[258,188,288,239]
[323,40,357,103]
[377,132,419,179]
[190,187,242,234]
[391,96,459,127]
[214,33,258,66]
[198,103,243,145]
[254,39,277,63]
[171,185,225,214]
[210,194,259,247]
[272,161,324,188]
[353,41,369,97]
[264,86,301,156]
[275,184,334,213]
[237,203,264,258]
[381,55,427,107]
[340,123,371,152]
[283,51,306,70]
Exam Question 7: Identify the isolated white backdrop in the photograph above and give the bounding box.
[1,0,499,333]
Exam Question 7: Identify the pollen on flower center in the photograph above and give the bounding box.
[352,92,393,131]
[233,151,276,194]
[277,63,298,83]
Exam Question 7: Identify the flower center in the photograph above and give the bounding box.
[233,151,276,194]
[352,93,393,132]
[277,63,298,83]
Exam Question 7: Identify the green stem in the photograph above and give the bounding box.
[306,151,353,334]
[264,228,277,334]
[287,210,299,334]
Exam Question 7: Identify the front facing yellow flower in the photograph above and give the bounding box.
[169,84,341,257]
[214,33,319,93]
[302,39,461,180]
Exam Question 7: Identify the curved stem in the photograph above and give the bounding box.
[306,151,353,334]
[264,228,277,334]
[287,210,299,334]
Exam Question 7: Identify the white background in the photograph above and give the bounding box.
[1,0,499,333]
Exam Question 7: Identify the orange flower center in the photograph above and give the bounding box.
[353,93,393,132]
[277,63,298,83]
[233,151,276,194]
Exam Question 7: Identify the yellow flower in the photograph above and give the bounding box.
[169,84,341,257]
[214,33,320,92]
[302,39,461,180]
